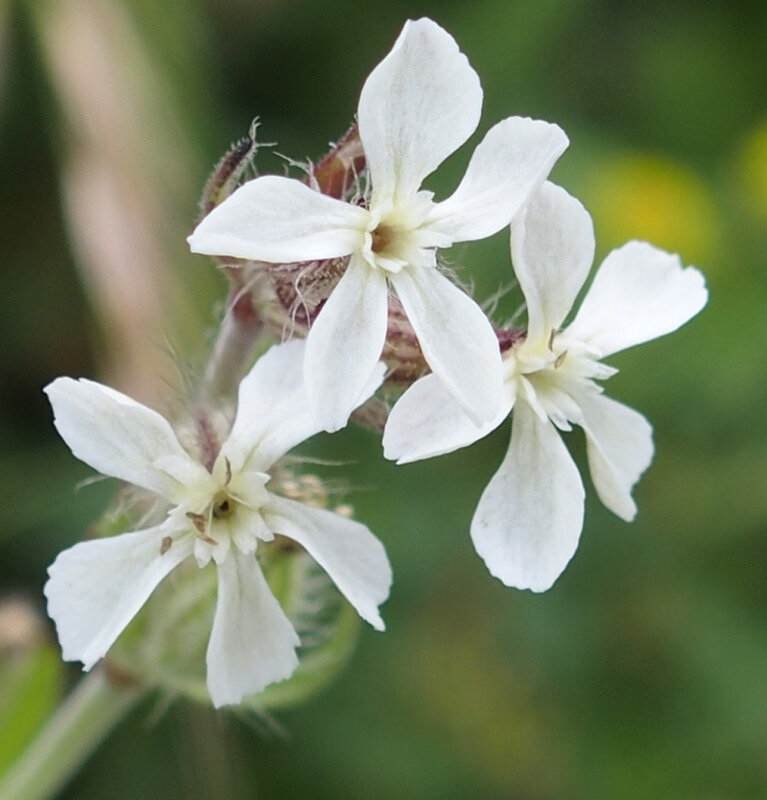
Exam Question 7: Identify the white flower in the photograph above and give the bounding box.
[383,182,708,592]
[187,18,569,433]
[43,340,392,707]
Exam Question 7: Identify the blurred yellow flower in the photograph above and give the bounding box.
[586,154,719,267]
[735,119,767,224]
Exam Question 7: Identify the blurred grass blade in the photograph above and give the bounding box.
[24,0,218,403]
[0,598,63,776]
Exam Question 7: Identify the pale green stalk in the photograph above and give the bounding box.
[0,668,145,800]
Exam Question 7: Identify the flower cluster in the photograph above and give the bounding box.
[44,18,707,708]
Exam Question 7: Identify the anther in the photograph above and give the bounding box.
[548,329,556,351]
[160,536,173,555]
[185,511,207,534]
[554,350,568,368]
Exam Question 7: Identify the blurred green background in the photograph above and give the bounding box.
[1,0,766,797]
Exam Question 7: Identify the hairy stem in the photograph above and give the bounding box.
[202,276,264,400]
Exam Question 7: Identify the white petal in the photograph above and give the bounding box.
[358,18,482,203]
[221,340,320,473]
[391,266,504,424]
[264,496,392,631]
[383,373,513,464]
[187,175,367,263]
[304,255,389,432]
[470,402,585,592]
[510,182,595,342]
[533,371,585,432]
[567,241,708,357]
[576,390,654,521]
[425,118,569,243]
[227,472,270,513]
[45,526,193,670]
[206,549,299,708]
[230,506,270,555]
[222,336,385,477]
[44,378,210,503]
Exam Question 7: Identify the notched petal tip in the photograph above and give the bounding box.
[617,500,638,523]
[426,117,570,244]
[569,240,708,356]
[43,374,75,400]
[358,15,482,200]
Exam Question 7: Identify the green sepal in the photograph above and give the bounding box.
[107,545,361,711]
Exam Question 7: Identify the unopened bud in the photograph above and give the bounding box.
[0,597,48,657]
[311,124,366,200]
[198,119,261,221]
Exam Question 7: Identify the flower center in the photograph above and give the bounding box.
[367,220,415,271]
[370,223,398,255]
[212,490,236,520]
[503,329,570,383]
[363,193,437,273]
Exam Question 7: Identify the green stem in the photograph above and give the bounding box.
[0,667,145,800]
